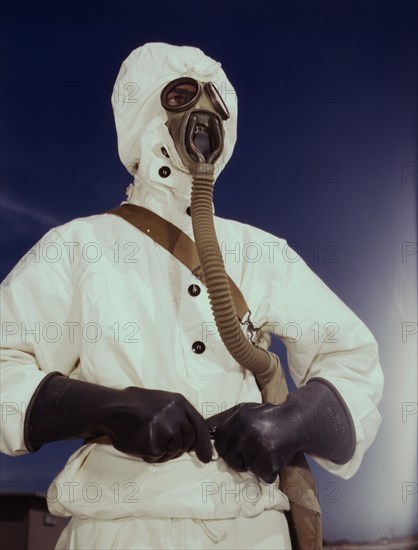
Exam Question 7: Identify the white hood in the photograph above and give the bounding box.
[111,42,238,210]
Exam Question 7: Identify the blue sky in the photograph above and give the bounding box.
[1,0,417,542]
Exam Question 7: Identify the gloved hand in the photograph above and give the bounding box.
[24,373,212,463]
[207,378,355,483]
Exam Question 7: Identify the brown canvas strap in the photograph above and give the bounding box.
[108,203,250,323]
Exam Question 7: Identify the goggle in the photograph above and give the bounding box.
[160,77,230,121]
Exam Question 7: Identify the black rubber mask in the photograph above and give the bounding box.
[161,78,230,169]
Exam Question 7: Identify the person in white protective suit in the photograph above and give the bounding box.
[0,43,384,550]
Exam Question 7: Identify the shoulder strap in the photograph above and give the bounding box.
[107,204,250,322]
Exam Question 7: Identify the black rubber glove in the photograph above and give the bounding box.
[207,377,355,483]
[24,372,212,463]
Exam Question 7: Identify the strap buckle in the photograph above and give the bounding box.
[241,311,259,343]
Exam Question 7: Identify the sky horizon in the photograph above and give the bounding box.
[1,0,417,543]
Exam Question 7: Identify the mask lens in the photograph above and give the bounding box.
[205,83,230,121]
[161,78,200,112]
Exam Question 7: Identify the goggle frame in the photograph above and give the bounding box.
[160,77,230,121]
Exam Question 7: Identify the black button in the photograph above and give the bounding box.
[159,166,171,178]
[188,284,201,297]
[161,147,170,158]
[186,206,191,216]
[192,341,206,354]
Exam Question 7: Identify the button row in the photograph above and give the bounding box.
[189,284,204,352]
[158,164,192,216]
[159,159,204,355]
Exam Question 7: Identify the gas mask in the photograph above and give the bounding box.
[160,77,230,173]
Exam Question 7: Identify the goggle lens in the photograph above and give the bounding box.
[206,82,230,121]
[161,78,199,111]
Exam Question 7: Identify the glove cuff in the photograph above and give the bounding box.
[24,371,66,452]
[300,377,356,464]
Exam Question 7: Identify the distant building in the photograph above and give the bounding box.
[0,494,68,550]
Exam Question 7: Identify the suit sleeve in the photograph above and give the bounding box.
[1,227,80,455]
[268,243,384,479]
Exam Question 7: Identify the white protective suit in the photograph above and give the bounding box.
[0,43,383,549]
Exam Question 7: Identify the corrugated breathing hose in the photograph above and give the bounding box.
[190,164,284,398]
